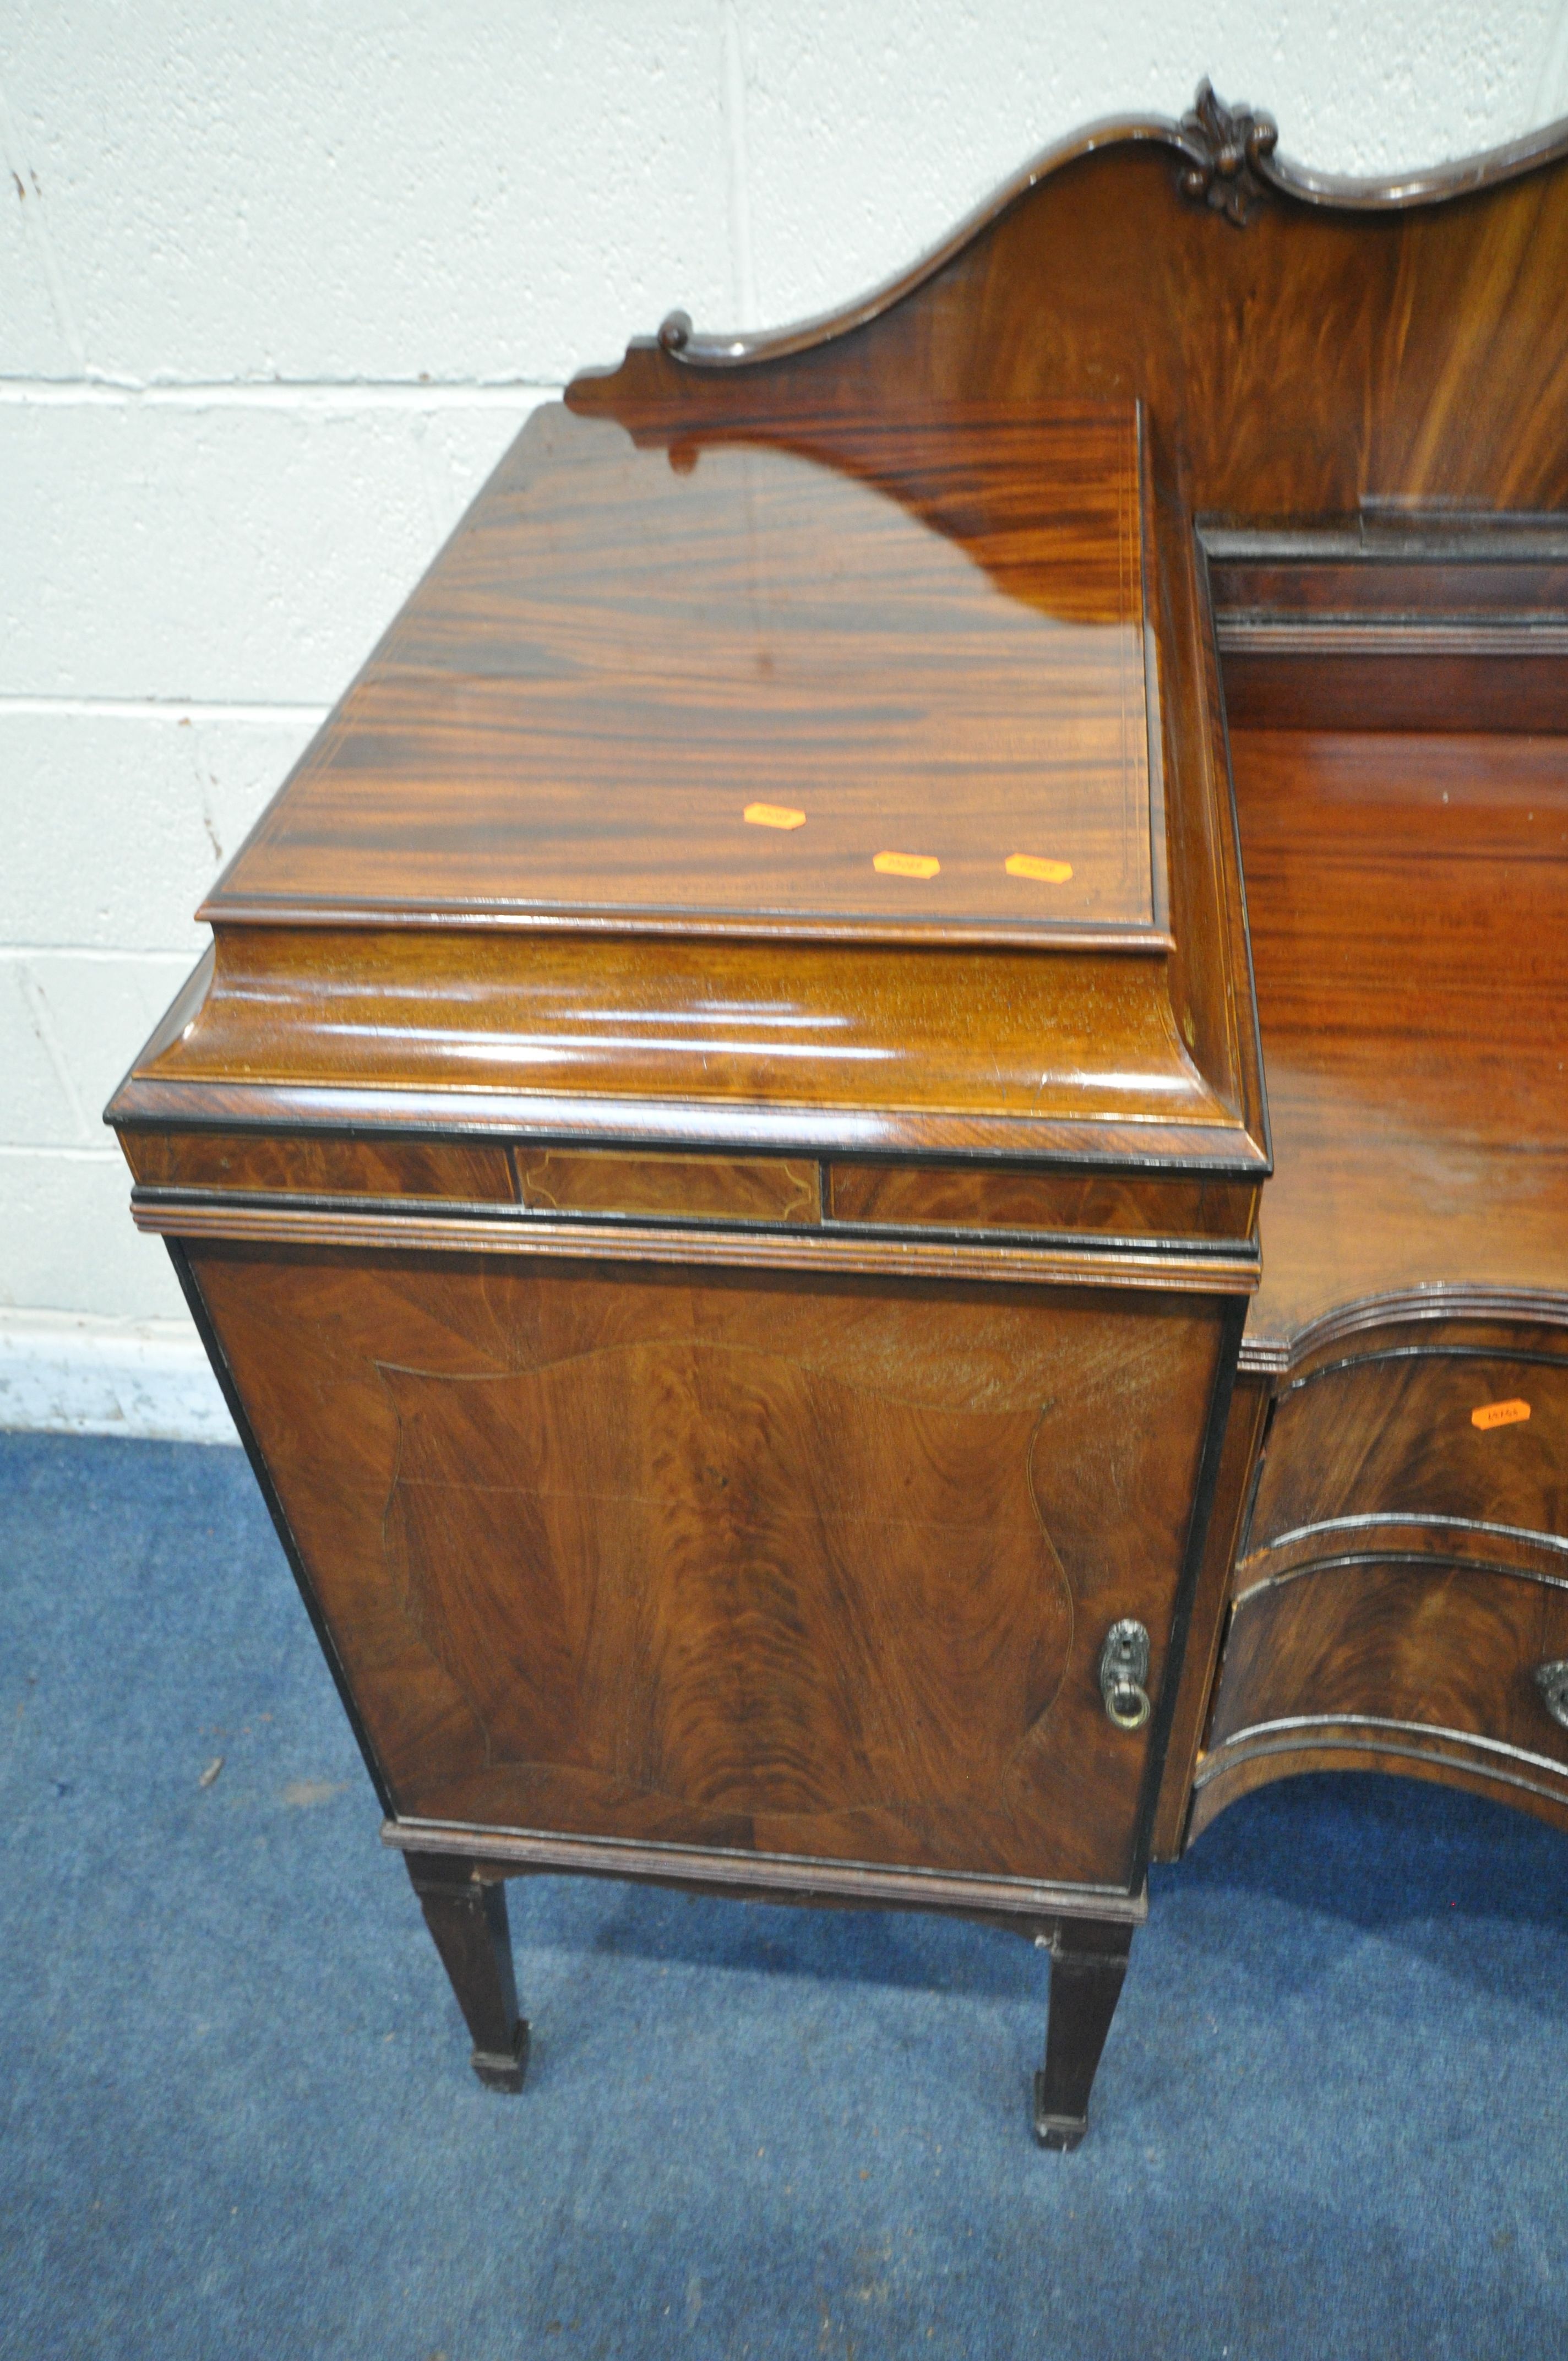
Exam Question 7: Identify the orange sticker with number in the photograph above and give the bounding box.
[873,851,940,879]
[1471,1399,1531,1431]
[1005,852,1074,884]
[743,802,806,830]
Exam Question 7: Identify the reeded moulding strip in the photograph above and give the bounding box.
[197,891,1177,955]
[133,1196,1260,1294]
[1214,619,1568,658]
[381,1818,1151,1925]
[1238,1287,1568,1377]
[1195,1715,1568,1795]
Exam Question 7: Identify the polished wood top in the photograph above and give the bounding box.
[207,403,1161,948]
[1234,723,1568,1348]
[117,383,1265,1183]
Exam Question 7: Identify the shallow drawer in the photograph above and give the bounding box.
[1248,1346,1568,1556]
[828,1161,1254,1241]
[1203,1548,1568,1815]
[514,1147,820,1225]
[123,1127,515,1204]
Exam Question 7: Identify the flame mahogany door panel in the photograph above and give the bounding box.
[187,1244,1227,1896]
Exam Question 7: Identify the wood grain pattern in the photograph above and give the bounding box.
[1211,547,1568,732]
[1218,653,1568,735]
[1228,726,1568,1348]
[1191,1553,1568,1842]
[122,1127,516,1204]
[647,96,1568,365]
[206,406,1158,945]
[1208,551,1568,624]
[571,130,1568,523]
[1193,1310,1568,1843]
[1235,1515,1568,1603]
[828,1161,1254,1242]
[109,437,1264,1200]
[114,920,1256,1168]
[516,1146,819,1225]
[1240,1299,1568,1383]
[381,1345,1077,1825]
[186,1244,1226,1891]
[1245,1346,1568,1557]
[1189,1732,1568,1841]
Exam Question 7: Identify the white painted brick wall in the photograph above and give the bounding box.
[3,2,1567,1438]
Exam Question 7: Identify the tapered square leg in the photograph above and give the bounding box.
[405,1852,529,2092]
[1033,1916,1134,2151]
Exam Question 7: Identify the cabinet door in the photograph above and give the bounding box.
[192,1244,1227,1892]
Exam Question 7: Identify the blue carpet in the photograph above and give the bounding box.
[2,1430,1565,2359]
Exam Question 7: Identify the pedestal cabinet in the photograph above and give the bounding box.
[110,80,1568,2143]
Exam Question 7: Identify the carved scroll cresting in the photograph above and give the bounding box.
[1178,79,1280,225]
[634,78,1568,369]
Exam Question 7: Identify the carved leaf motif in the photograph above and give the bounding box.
[1178,77,1280,227]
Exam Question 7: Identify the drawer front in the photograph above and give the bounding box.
[1249,1347,1568,1556]
[828,1161,1254,1242]
[516,1146,820,1226]
[1200,1549,1568,1817]
[123,1127,515,1204]
[190,1244,1229,1894]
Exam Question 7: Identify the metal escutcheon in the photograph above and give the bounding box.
[1534,1660,1568,1731]
[1099,1619,1152,1732]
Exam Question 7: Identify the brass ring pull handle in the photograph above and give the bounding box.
[1099,1619,1152,1732]
[1534,1660,1568,1732]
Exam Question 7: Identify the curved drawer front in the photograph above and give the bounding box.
[1248,1346,1568,1555]
[1196,1548,1568,1827]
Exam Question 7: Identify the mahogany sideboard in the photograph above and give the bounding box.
[108,83,1568,2148]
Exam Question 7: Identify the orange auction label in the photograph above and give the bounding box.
[743,802,806,830]
[873,850,940,879]
[1005,852,1074,884]
[1471,1398,1531,1431]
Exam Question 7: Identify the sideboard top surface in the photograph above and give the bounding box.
[116,371,1267,1173]
[205,401,1163,951]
